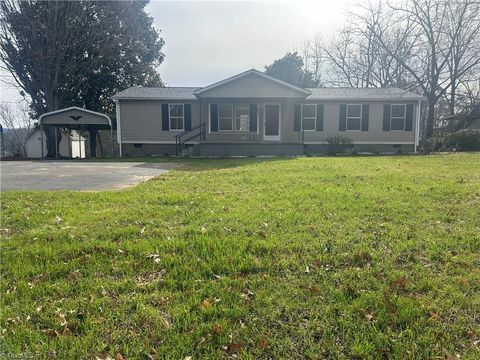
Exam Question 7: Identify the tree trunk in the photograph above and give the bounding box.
[449,81,456,115]
[45,126,62,158]
[426,99,436,138]
[89,129,97,158]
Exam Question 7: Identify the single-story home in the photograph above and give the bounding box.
[112,69,424,156]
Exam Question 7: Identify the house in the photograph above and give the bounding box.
[112,69,424,156]
[26,127,86,159]
[440,102,480,133]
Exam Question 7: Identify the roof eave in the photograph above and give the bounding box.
[113,97,198,101]
[306,97,426,101]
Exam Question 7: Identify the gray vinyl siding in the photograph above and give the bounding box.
[41,109,109,125]
[199,73,307,98]
[119,100,200,143]
[118,99,418,145]
[284,100,418,144]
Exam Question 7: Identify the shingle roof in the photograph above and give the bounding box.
[112,83,423,101]
[111,87,200,100]
[306,87,424,101]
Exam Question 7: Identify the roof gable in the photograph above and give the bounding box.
[195,69,311,98]
[39,107,111,126]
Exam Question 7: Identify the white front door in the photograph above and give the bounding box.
[264,104,281,141]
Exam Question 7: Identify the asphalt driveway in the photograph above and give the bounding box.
[0,161,178,191]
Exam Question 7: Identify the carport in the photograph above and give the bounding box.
[39,107,115,158]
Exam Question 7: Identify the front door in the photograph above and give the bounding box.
[264,104,280,141]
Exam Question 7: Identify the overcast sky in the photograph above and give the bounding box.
[0,0,353,104]
[149,0,352,86]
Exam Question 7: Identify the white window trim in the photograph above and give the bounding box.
[390,104,407,132]
[234,104,250,132]
[302,104,316,131]
[168,103,184,131]
[208,103,259,134]
[346,104,362,132]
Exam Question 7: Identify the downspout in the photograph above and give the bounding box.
[415,100,421,153]
[115,99,122,157]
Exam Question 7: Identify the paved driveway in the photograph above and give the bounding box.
[1,161,178,191]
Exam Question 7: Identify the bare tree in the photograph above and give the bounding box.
[0,101,34,157]
[368,0,480,138]
[322,2,416,89]
[301,35,324,86]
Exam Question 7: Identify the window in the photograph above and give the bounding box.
[390,104,406,131]
[218,104,233,131]
[346,104,362,131]
[169,104,184,130]
[235,104,249,131]
[302,104,316,131]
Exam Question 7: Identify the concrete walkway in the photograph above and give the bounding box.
[0,161,178,191]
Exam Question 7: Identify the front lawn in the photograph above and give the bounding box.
[1,154,479,359]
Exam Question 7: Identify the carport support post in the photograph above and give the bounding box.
[68,129,72,158]
[54,127,58,159]
[40,125,44,158]
[79,130,82,159]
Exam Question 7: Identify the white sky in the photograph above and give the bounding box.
[0,0,353,104]
[150,0,352,86]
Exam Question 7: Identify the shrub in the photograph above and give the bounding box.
[444,129,480,151]
[326,136,353,155]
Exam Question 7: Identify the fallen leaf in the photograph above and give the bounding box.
[226,341,244,354]
[68,270,81,281]
[200,298,212,310]
[257,338,268,349]
[212,323,222,335]
[365,311,375,323]
[54,216,63,225]
[47,349,56,358]
[62,326,71,336]
[308,286,321,295]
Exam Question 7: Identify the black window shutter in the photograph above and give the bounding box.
[339,104,347,131]
[249,104,257,132]
[184,104,192,130]
[361,104,369,131]
[210,104,219,132]
[383,104,391,131]
[294,104,301,131]
[161,104,169,131]
[316,104,324,131]
[405,104,414,131]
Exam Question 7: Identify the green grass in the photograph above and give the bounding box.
[1,154,479,359]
